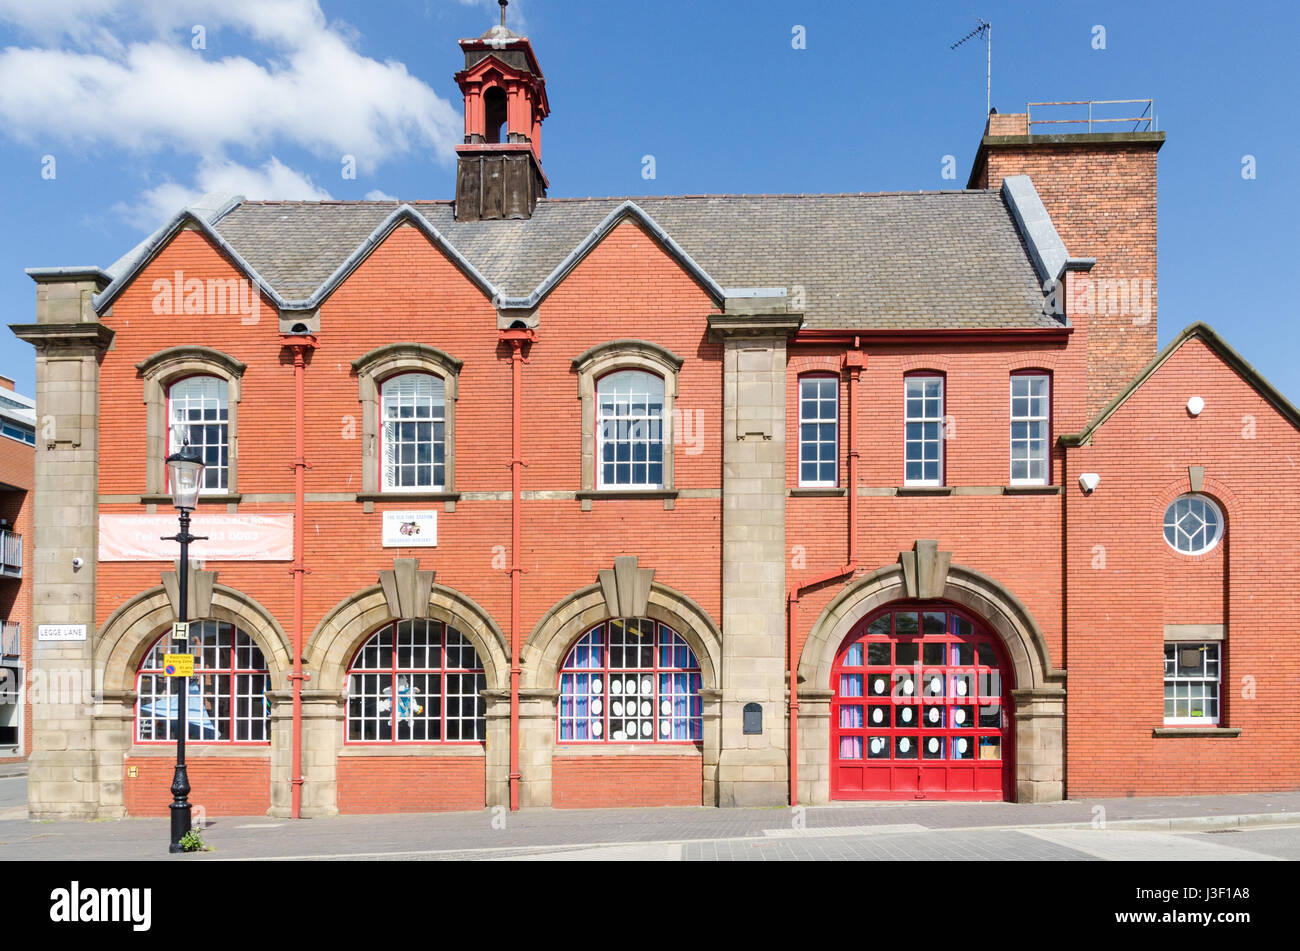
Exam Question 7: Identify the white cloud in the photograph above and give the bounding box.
[115,156,331,229]
[364,189,398,201]
[457,0,528,33]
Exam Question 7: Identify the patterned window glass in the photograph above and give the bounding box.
[169,376,229,492]
[347,620,486,742]
[597,371,665,489]
[381,373,446,492]
[1010,374,1050,484]
[1163,495,1223,554]
[135,621,269,743]
[558,620,702,742]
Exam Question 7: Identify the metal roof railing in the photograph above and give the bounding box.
[1027,99,1155,134]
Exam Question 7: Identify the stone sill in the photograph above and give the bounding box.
[554,744,703,757]
[140,494,242,506]
[1152,727,1241,738]
[128,745,271,758]
[896,485,953,496]
[789,487,846,497]
[1003,485,1062,495]
[339,744,485,757]
[355,492,461,504]
[574,490,678,501]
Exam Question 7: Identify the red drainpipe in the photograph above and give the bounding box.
[281,333,317,819]
[499,327,535,810]
[788,345,864,806]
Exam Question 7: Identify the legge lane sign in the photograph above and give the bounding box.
[98,514,294,562]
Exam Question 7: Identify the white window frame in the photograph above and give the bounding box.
[380,372,447,494]
[1163,642,1221,725]
[1009,373,1051,485]
[798,375,839,487]
[168,375,230,496]
[1163,494,1224,555]
[595,369,666,490]
[904,375,945,486]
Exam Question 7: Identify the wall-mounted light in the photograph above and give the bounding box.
[1078,472,1100,494]
[1187,396,1205,417]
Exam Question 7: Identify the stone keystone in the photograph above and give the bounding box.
[899,540,952,600]
[597,556,655,618]
[378,558,436,619]
[162,561,218,619]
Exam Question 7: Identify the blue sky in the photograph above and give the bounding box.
[1,0,1296,402]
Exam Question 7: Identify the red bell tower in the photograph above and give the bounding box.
[454,0,550,221]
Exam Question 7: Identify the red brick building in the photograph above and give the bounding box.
[12,21,1299,818]
[0,374,33,760]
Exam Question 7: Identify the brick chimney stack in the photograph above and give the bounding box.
[970,108,1165,415]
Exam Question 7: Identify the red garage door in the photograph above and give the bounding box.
[831,604,1013,801]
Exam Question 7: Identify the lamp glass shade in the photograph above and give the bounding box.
[166,448,206,510]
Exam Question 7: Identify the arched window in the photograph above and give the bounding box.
[1163,494,1224,555]
[596,370,665,489]
[135,621,270,743]
[381,373,447,492]
[558,619,701,742]
[168,375,230,493]
[346,620,485,742]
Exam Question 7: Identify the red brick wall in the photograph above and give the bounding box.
[0,429,33,760]
[337,755,485,813]
[552,754,702,808]
[1065,337,1300,796]
[123,756,270,817]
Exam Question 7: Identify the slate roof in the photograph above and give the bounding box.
[209,191,1057,331]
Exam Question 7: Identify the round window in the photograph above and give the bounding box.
[1163,494,1223,555]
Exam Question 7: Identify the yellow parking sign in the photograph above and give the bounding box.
[163,653,194,677]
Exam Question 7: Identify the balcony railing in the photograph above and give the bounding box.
[1,621,18,659]
[0,530,20,578]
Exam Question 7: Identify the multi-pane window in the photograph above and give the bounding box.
[558,619,702,742]
[168,376,229,493]
[1010,374,1050,484]
[1164,642,1221,725]
[799,376,838,486]
[346,620,485,742]
[135,621,270,743]
[381,373,446,492]
[596,370,665,489]
[904,375,944,485]
[1163,494,1224,555]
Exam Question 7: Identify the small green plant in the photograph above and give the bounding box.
[178,828,208,853]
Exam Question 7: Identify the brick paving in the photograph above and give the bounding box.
[1,782,1298,860]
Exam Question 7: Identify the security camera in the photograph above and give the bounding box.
[71,557,84,569]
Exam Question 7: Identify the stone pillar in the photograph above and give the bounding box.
[483,688,511,808]
[12,276,113,819]
[516,686,557,808]
[709,302,802,807]
[1011,686,1066,803]
[91,690,136,819]
[699,687,722,806]
[796,687,833,805]
[269,688,344,818]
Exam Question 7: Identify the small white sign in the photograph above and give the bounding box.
[172,621,190,642]
[382,510,437,548]
[38,624,87,642]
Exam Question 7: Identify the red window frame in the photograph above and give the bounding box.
[1009,368,1053,486]
[344,619,486,745]
[902,370,946,486]
[830,603,1014,801]
[556,619,702,744]
[133,622,270,746]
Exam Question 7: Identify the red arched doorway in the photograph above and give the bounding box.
[830,603,1014,801]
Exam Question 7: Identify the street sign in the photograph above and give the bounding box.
[163,653,194,677]
[172,621,189,642]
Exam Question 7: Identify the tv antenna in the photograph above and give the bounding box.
[950,18,992,116]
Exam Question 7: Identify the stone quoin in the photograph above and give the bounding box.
[10,13,1300,819]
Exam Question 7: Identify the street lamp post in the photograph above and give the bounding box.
[163,445,205,852]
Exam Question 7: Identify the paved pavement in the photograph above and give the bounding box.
[1,774,1298,860]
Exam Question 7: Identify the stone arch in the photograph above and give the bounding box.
[797,561,1066,804]
[517,581,724,808]
[97,583,292,693]
[521,581,721,691]
[305,582,509,694]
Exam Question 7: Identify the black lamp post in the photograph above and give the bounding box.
[163,444,205,852]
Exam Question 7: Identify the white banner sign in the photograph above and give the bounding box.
[98,514,294,562]
[39,624,87,642]
[382,510,437,548]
